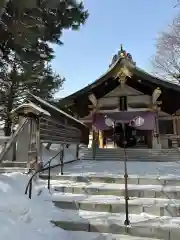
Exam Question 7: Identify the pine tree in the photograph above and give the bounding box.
[0,0,88,135]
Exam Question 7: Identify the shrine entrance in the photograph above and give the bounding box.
[103,125,152,148]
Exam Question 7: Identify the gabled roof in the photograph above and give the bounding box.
[58,56,125,107]
[11,102,51,117]
[28,93,86,126]
[58,46,180,116]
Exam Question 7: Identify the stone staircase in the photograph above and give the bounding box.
[80,148,180,162]
[1,148,180,239]
[39,171,180,240]
[1,158,180,239]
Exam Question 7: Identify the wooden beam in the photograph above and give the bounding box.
[0,118,29,163]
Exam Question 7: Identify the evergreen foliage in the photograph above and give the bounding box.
[0,0,88,135]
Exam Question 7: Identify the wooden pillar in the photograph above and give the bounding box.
[92,129,96,159]
[173,117,177,135]
[27,117,39,170]
[172,116,179,148]
[176,116,180,135]
[147,131,152,149]
[74,114,80,160]
[152,112,161,149]
[99,131,104,148]
[16,116,31,163]
[176,117,180,147]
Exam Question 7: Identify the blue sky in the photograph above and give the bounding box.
[52,0,179,98]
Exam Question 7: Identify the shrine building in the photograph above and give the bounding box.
[57,45,180,149]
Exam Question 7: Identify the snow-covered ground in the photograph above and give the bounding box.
[0,172,74,240]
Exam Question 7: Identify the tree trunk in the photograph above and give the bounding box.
[4,87,13,136]
[4,69,16,136]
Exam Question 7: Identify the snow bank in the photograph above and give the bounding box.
[0,172,73,240]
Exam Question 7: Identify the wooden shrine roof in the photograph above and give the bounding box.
[57,48,180,117]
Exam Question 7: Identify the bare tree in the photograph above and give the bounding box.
[174,0,180,7]
[152,13,180,82]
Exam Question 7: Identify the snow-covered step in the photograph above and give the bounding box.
[49,159,180,176]
[51,180,180,199]
[0,167,27,173]
[83,157,179,162]
[83,158,180,161]
[52,193,180,217]
[81,148,180,162]
[82,153,180,157]
[82,156,180,162]
[52,209,180,239]
[40,173,180,186]
[46,160,180,239]
[82,152,180,156]
[68,230,162,240]
[0,161,27,168]
[81,148,179,153]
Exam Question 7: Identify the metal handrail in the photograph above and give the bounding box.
[25,149,62,198]
[44,150,62,190]
[25,149,78,199]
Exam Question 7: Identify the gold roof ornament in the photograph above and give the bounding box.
[120,44,125,57]
[120,52,124,57]
[109,44,135,68]
[121,44,136,65]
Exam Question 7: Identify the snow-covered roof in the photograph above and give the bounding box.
[28,93,86,126]
[11,102,51,116]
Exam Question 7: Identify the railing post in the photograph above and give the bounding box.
[60,144,64,175]
[28,179,32,199]
[122,123,130,226]
[76,144,79,160]
[48,161,51,190]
